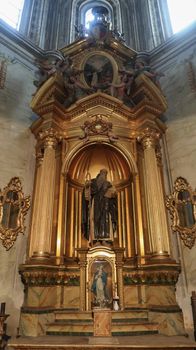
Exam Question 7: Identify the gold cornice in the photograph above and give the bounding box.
[60,38,137,62]
[134,74,167,112]
[31,100,66,120]
[31,115,64,140]
[61,92,166,122]
[31,73,66,113]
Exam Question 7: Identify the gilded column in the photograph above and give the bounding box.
[114,248,124,310]
[29,149,43,257]
[32,129,58,259]
[139,128,170,257]
[77,248,88,311]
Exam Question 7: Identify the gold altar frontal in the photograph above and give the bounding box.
[17,12,188,346]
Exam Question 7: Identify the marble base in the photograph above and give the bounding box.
[93,310,111,336]
[8,334,196,350]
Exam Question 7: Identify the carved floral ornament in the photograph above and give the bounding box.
[0,177,30,250]
[166,177,196,249]
[80,114,118,142]
[137,127,161,149]
[38,128,62,148]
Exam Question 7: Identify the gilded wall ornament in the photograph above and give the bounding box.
[137,127,161,149]
[166,177,196,249]
[0,177,30,250]
[80,114,118,142]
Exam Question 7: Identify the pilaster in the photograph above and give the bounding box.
[138,127,170,258]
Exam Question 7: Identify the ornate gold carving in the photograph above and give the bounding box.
[166,177,196,249]
[138,127,161,149]
[20,269,80,286]
[0,178,30,250]
[38,128,61,148]
[123,270,179,285]
[80,114,118,142]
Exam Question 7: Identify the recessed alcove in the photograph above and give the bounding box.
[65,143,135,258]
[68,143,131,185]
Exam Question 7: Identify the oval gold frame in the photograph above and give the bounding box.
[166,177,196,249]
[0,177,30,250]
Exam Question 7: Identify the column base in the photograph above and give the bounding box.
[151,251,170,259]
[31,251,51,260]
[146,252,178,265]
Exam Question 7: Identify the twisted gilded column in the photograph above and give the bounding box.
[31,129,58,259]
[139,128,170,257]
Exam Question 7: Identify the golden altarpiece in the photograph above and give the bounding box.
[19,11,185,338]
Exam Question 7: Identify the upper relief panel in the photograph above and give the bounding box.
[31,6,167,118]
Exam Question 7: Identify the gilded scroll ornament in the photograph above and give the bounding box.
[137,127,160,149]
[38,128,61,148]
[166,177,196,249]
[0,177,30,250]
[80,114,118,142]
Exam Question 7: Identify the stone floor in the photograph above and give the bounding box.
[8,334,196,350]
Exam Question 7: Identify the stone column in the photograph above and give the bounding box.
[32,129,58,259]
[139,128,170,257]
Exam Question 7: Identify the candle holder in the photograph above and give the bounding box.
[113,295,120,311]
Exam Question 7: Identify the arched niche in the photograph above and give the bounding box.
[70,0,122,42]
[64,143,136,259]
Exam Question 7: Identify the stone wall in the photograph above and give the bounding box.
[0,22,36,336]
[151,22,196,334]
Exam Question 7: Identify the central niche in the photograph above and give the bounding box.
[65,143,136,259]
[84,54,114,87]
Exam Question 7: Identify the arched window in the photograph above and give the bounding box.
[85,8,95,30]
[0,0,24,30]
[167,0,196,34]
[70,0,122,42]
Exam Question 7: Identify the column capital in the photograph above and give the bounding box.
[38,128,61,148]
[137,127,161,149]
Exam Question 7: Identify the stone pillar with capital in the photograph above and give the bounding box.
[138,128,170,258]
[31,128,59,259]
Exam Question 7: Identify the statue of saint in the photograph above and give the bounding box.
[81,169,117,243]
